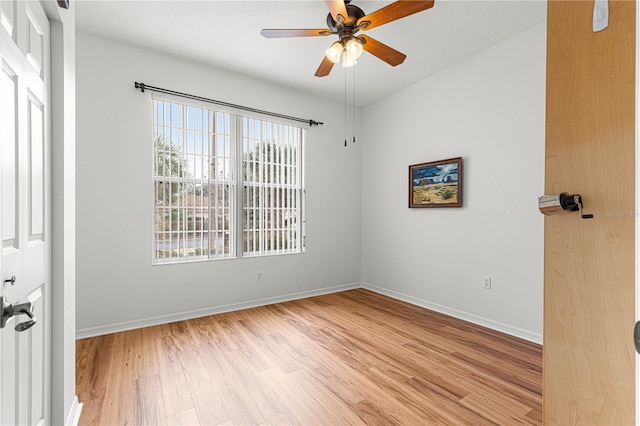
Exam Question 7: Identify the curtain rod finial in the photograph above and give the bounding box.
[134,82,145,92]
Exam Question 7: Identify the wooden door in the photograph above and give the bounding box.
[0,0,50,424]
[544,0,635,424]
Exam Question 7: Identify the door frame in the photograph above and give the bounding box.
[38,2,79,424]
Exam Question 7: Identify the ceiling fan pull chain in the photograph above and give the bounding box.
[344,59,348,147]
[353,65,356,143]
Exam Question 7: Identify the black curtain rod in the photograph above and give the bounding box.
[134,82,323,127]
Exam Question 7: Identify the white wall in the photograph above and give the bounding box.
[75,33,362,336]
[360,23,546,343]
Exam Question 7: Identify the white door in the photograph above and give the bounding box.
[0,0,50,424]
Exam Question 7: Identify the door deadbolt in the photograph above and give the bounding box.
[538,193,594,219]
[0,296,37,332]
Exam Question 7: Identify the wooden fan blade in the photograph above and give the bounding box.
[325,0,348,23]
[360,35,406,66]
[358,0,434,31]
[315,56,335,77]
[261,28,333,38]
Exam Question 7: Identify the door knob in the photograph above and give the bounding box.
[3,276,15,286]
[0,296,37,332]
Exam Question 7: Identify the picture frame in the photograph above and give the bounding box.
[409,157,462,208]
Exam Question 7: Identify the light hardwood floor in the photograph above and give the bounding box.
[76,289,542,425]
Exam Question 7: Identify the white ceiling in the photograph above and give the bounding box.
[75,0,546,106]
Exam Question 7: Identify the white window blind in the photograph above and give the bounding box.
[242,117,303,256]
[152,98,305,264]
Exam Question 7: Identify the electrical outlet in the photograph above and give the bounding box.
[482,277,492,290]
[256,272,263,282]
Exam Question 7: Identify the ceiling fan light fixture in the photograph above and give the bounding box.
[345,38,363,59]
[325,41,343,63]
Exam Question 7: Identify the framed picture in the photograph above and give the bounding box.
[409,157,462,208]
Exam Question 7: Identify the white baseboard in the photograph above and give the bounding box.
[362,282,543,345]
[76,282,361,339]
[65,396,83,426]
[76,281,542,345]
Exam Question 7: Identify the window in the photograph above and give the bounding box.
[152,98,305,264]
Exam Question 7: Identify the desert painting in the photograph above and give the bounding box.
[409,158,462,208]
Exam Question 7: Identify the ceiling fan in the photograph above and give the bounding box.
[260,0,435,77]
